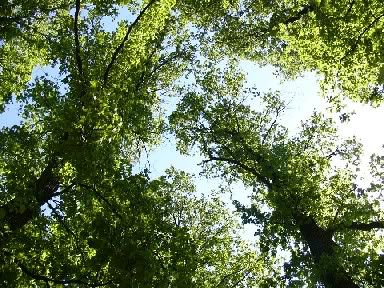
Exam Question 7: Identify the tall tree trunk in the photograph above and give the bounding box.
[296,214,359,288]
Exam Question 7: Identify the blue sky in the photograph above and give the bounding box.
[132,60,384,241]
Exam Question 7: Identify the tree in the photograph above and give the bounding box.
[195,0,384,104]
[1,0,171,237]
[0,0,268,286]
[1,0,384,287]
[2,167,267,287]
[170,65,384,286]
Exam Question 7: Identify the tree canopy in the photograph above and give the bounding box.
[206,0,384,104]
[1,0,383,287]
[170,80,384,287]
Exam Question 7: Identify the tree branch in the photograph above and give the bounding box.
[46,200,89,264]
[261,104,285,145]
[73,0,84,82]
[102,0,158,86]
[1,159,60,232]
[283,4,314,25]
[346,220,384,231]
[341,11,384,62]
[215,266,246,287]
[203,154,272,190]
[326,148,341,159]
[50,183,75,198]
[15,258,111,287]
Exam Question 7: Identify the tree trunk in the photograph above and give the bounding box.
[296,214,359,288]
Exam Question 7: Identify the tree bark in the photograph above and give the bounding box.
[296,213,359,288]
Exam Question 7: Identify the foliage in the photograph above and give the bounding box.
[2,167,266,287]
[1,0,384,287]
[170,65,384,286]
[0,0,264,286]
[198,0,384,104]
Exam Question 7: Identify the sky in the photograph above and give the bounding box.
[2,56,382,207]
[135,60,384,188]
[131,61,384,241]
